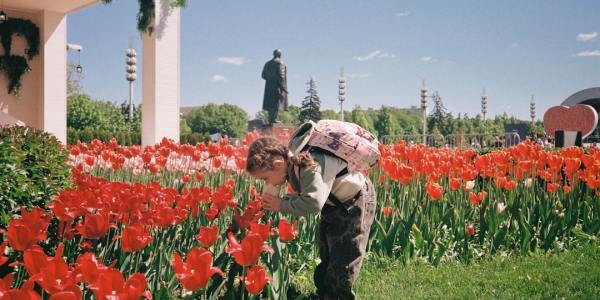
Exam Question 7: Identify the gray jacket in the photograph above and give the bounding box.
[280,122,365,216]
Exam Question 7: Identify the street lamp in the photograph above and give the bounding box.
[421,80,428,144]
[530,94,536,123]
[481,88,488,121]
[126,47,137,121]
[67,43,83,73]
[338,68,346,121]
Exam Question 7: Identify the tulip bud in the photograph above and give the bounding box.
[496,202,507,214]
[523,178,533,188]
[466,224,475,236]
[465,180,475,190]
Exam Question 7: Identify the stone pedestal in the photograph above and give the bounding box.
[261,123,297,143]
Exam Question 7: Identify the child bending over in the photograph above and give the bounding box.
[246,126,376,300]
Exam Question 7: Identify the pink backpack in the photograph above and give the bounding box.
[297,120,381,173]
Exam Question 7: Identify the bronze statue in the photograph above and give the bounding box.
[262,49,288,124]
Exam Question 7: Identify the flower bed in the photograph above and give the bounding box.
[1,135,599,299]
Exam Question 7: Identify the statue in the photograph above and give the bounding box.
[261,49,288,124]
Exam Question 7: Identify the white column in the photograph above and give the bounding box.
[40,10,67,143]
[142,0,180,146]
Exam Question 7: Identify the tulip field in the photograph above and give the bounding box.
[1,131,600,299]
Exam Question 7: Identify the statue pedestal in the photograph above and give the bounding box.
[261,123,297,143]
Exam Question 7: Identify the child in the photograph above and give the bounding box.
[246,128,376,300]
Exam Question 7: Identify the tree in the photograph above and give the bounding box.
[256,105,302,125]
[321,109,339,120]
[428,91,448,132]
[374,106,400,138]
[67,93,132,132]
[186,103,249,138]
[180,118,192,134]
[349,106,376,134]
[299,77,322,122]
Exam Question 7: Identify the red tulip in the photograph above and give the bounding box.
[195,225,219,248]
[244,265,270,295]
[208,143,220,157]
[469,191,487,206]
[234,200,264,230]
[381,207,393,218]
[466,224,475,236]
[7,220,38,251]
[547,182,560,193]
[0,242,8,267]
[278,219,298,242]
[77,213,110,240]
[172,248,224,291]
[7,208,52,251]
[120,225,153,253]
[88,269,151,300]
[24,245,50,276]
[73,253,106,284]
[30,246,78,295]
[195,172,205,181]
[425,181,443,201]
[449,177,461,191]
[0,282,41,300]
[249,222,275,241]
[226,232,273,267]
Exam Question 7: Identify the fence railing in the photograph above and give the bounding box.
[380,132,522,149]
[380,134,446,147]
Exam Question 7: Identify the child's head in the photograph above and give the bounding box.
[246,137,289,186]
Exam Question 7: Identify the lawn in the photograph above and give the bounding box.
[293,242,600,299]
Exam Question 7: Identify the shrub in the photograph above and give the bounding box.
[181,132,211,145]
[67,128,141,146]
[0,126,71,227]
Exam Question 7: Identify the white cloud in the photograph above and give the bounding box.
[421,56,432,62]
[212,75,227,82]
[510,42,520,48]
[352,50,395,61]
[346,73,372,79]
[395,11,411,17]
[217,57,245,65]
[576,50,600,57]
[577,32,598,42]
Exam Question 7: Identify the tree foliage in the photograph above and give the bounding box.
[299,77,322,122]
[67,93,139,132]
[185,103,249,138]
[349,106,376,134]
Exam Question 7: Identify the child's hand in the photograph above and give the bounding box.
[261,193,281,212]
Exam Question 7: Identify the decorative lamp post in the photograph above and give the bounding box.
[481,88,488,121]
[338,68,346,121]
[421,80,428,144]
[530,94,536,124]
[126,47,137,120]
[67,43,83,73]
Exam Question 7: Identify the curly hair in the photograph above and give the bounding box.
[246,137,316,173]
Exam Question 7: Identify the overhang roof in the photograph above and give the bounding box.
[4,0,98,14]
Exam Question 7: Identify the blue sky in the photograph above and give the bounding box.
[68,0,600,120]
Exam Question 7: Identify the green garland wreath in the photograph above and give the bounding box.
[0,18,40,95]
[102,0,187,34]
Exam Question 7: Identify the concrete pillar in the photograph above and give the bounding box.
[40,10,67,143]
[141,0,180,146]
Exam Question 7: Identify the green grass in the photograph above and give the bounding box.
[292,243,600,299]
